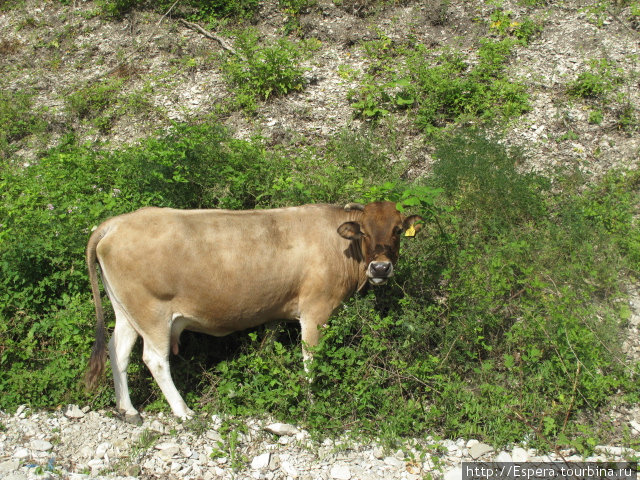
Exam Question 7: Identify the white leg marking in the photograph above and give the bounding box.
[109,310,139,418]
[142,342,194,419]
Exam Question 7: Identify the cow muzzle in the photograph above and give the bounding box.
[367,261,394,285]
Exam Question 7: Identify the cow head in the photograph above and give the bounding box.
[338,201,423,285]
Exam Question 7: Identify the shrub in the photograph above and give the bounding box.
[349,39,530,134]
[0,89,48,159]
[221,29,309,111]
[567,58,623,99]
[0,123,396,409]
[199,130,639,449]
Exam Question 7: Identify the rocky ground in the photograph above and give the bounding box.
[2,403,640,480]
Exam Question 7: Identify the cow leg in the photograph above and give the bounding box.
[108,312,141,424]
[141,339,194,420]
[299,305,333,374]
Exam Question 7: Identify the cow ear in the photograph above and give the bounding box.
[338,221,363,240]
[403,215,423,237]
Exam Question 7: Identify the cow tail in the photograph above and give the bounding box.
[85,227,107,391]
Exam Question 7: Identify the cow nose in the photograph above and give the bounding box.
[371,261,391,277]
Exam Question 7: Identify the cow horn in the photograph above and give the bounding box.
[344,202,365,211]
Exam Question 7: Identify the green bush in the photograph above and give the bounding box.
[97,0,260,21]
[0,89,48,159]
[567,58,623,99]
[349,39,530,134]
[2,123,638,452]
[0,122,396,409]
[221,29,309,111]
[199,130,639,449]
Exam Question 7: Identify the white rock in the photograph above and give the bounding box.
[156,446,180,461]
[13,447,29,459]
[372,446,385,459]
[155,441,181,451]
[495,451,512,462]
[384,456,403,467]
[281,460,298,478]
[94,441,111,459]
[630,420,640,435]
[265,422,298,436]
[206,430,223,442]
[469,443,494,459]
[466,439,480,448]
[251,452,271,470]
[594,445,634,457]
[4,474,27,480]
[149,420,166,434]
[0,460,20,473]
[63,404,85,419]
[331,464,352,480]
[444,466,462,480]
[30,439,53,451]
[511,447,529,462]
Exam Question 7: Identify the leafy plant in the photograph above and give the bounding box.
[0,89,48,159]
[567,58,623,99]
[221,29,309,111]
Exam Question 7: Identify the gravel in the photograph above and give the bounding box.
[3,406,640,480]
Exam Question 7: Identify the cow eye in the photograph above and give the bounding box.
[393,226,402,235]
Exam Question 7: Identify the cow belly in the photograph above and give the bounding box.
[172,292,301,335]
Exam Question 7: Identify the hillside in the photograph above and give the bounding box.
[2,0,638,174]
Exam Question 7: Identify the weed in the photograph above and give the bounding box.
[210,418,249,471]
[0,89,48,159]
[350,37,530,134]
[221,29,309,111]
[489,8,543,44]
[567,58,623,99]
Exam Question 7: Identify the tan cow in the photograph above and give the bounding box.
[85,201,422,423]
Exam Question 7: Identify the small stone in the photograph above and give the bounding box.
[64,404,85,419]
[251,453,271,470]
[512,447,529,462]
[630,420,640,435]
[206,430,223,442]
[281,460,298,478]
[265,422,298,436]
[79,446,93,459]
[155,442,181,461]
[3,473,27,480]
[384,456,403,467]
[13,447,29,459]
[94,442,111,459]
[0,460,20,473]
[594,445,634,457]
[149,420,166,434]
[469,443,494,459]
[373,446,385,459]
[495,451,512,462]
[444,466,462,480]
[466,439,480,448]
[330,464,352,480]
[30,439,53,452]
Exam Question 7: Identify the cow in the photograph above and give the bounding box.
[85,201,422,423]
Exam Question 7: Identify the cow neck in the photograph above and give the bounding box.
[345,209,368,293]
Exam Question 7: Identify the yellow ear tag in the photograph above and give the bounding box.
[404,225,416,237]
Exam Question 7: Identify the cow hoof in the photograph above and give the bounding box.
[120,412,143,425]
[178,409,195,421]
